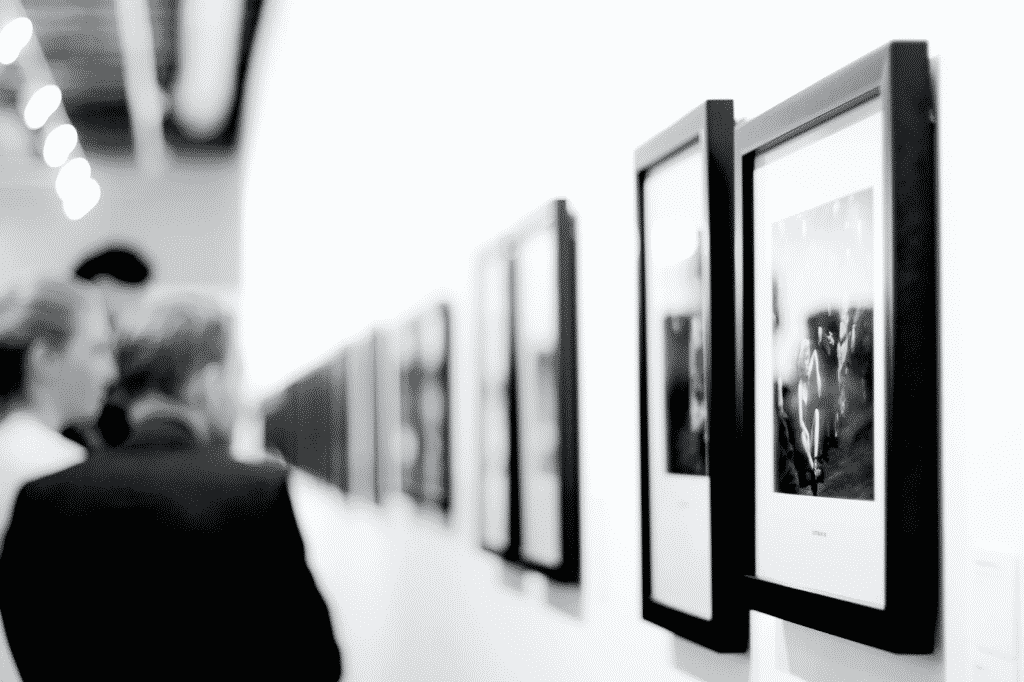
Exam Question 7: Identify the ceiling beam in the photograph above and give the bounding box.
[172,0,244,141]
[112,0,167,174]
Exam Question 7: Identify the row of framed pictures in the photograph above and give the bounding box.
[262,37,936,658]
[477,199,580,584]
[637,40,937,654]
[262,198,584,587]
[263,304,453,513]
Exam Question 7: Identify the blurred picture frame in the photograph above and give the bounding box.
[262,388,296,465]
[508,199,579,584]
[737,41,937,653]
[374,328,401,501]
[399,302,452,515]
[329,348,349,493]
[477,237,519,561]
[292,366,335,482]
[637,100,749,652]
[346,332,380,502]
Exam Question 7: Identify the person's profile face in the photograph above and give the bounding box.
[48,297,118,425]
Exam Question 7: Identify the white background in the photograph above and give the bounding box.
[753,101,887,609]
[643,144,713,621]
[232,1,1024,680]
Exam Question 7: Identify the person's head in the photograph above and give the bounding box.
[0,278,118,429]
[115,292,239,441]
[73,245,151,326]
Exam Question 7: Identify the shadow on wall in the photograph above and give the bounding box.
[672,636,749,682]
[777,621,943,682]
[497,563,584,621]
[547,580,583,620]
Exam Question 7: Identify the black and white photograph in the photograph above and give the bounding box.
[772,187,874,500]
[640,132,715,628]
[374,329,401,500]
[346,334,379,502]
[751,96,887,612]
[399,304,451,512]
[513,226,564,569]
[665,312,707,477]
[744,42,938,655]
[0,0,958,673]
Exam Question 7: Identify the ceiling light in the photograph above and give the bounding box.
[0,17,32,65]
[62,177,101,221]
[42,124,78,167]
[55,157,92,201]
[24,84,62,130]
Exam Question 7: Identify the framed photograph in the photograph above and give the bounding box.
[477,240,519,560]
[637,100,748,652]
[263,389,296,464]
[346,333,380,502]
[737,42,937,653]
[509,199,579,583]
[399,303,452,514]
[292,366,335,482]
[374,329,401,501]
[329,349,349,493]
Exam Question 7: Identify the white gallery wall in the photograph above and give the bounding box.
[239,1,1023,680]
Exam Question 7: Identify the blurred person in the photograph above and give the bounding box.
[0,277,117,531]
[0,292,342,681]
[0,277,117,682]
[62,245,152,450]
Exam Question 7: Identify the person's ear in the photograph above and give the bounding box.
[27,339,59,385]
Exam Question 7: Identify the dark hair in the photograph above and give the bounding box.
[0,279,93,415]
[115,294,230,405]
[74,246,151,285]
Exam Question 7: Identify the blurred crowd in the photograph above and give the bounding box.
[0,247,343,680]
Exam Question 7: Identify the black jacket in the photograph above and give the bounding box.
[0,415,342,681]
[61,401,132,452]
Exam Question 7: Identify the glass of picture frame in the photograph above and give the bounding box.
[399,302,452,514]
[509,199,579,584]
[374,329,401,501]
[346,333,380,502]
[478,244,518,559]
[737,41,937,653]
[637,100,749,652]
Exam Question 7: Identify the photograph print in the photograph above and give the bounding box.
[663,293,707,476]
[513,227,563,568]
[398,305,451,512]
[772,187,874,500]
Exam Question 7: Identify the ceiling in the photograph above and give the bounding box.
[0,0,264,158]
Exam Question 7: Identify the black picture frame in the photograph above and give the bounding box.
[736,41,937,653]
[292,366,335,482]
[330,348,350,494]
[507,199,579,584]
[636,100,749,652]
[399,302,452,515]
[476,237,520,562]
[346,333,381,503]
[262,389,291,462]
